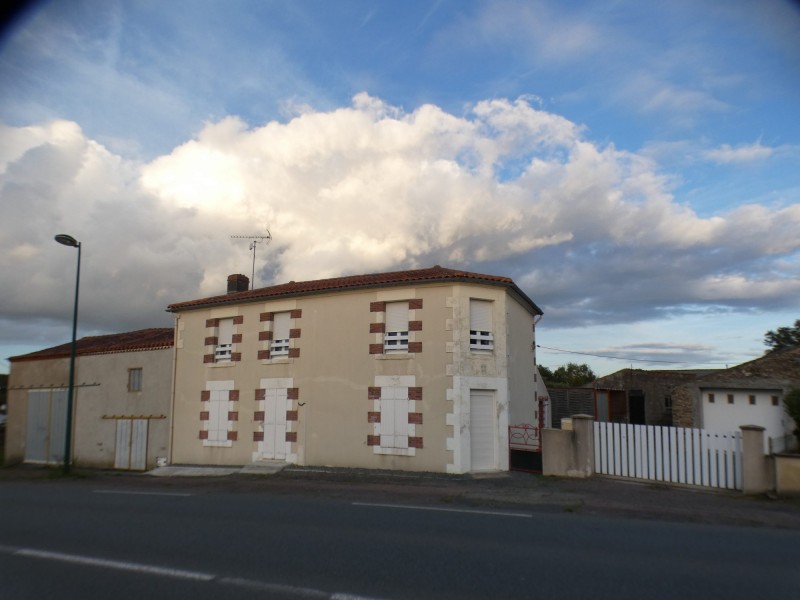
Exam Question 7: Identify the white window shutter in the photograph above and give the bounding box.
[218,318,234,345]
[385,302,408,333]
[273,312,290,340]
[470,300,492,332]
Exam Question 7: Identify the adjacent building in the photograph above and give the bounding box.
[167,266,545,473]
[5,328,174,469]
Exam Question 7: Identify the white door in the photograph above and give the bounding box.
[114,419,148,470]
[262,388,288,459]
[25,389,67,464]
[470,390,496,471]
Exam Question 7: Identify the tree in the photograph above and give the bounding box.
[539,362,596,388]
[764,319,800,353]
[783,389,800,451]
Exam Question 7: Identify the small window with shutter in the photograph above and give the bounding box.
[469,299,494,350]
[384,302,409,352]
[215,318,233,361]
[271,312,291,356]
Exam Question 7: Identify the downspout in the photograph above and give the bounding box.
[167,314,179,466]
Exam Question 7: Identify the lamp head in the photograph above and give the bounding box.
[55,234,79,247]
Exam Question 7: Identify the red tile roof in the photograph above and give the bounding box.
[9,328,174,362]
[168,265,542,314]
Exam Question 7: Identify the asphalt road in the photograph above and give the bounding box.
[1,478,798,599]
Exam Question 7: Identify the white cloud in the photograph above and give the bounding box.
[1,94,799,348]
[704,141,774,164]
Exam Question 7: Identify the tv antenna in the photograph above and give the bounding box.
[230,230,272,290]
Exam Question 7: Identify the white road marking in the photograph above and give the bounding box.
[16,548,214,581]
[352,502,532,518]
[3,545,387,599]
[93,490,193,497]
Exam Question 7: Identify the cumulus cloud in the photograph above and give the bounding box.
[1,94,799,350]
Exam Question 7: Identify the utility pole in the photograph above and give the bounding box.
[231,231,272,290]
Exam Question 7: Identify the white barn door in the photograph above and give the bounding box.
[114,418,148,470]
[470,390,496,471]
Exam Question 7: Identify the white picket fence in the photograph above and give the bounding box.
[593,422,742,490]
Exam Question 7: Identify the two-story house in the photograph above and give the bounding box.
[167,266,544,473]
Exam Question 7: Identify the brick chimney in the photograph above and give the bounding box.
[227,274,250,293]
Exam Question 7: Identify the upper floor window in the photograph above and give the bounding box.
[384,302,409,352]
[469,299,494,350]
[215,318,233,361]
[128,368,142,392]
[271,312,291,356]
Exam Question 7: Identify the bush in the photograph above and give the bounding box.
[784,389,800,450]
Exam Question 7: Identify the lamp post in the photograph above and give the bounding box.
[55,234,81,473]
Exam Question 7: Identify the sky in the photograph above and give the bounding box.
[0,0,799,377]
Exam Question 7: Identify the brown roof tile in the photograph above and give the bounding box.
[10,328,174,362]
[167,265,542,314]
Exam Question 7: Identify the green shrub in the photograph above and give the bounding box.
[784,388,800,450]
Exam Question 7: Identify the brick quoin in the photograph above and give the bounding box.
[288,348,300,358]
[290,309,302,319]
[199,411,209,421]
[408,412,423,424]
[286,410,299,421]
[368,387,381,400]
[227,431,238,441]
[229,390,240,401]
[254,411,265,421]
[253,432,264,442]
[285,432,297,442]
[409,299,423,310]
[408,387,423,401]
[409,321,422,331]
[260,312,273,322]
[367,435,380,446]
[369,344,384,355]
[370,323,385,333]
[199,430,208,440]
[370,301,386,312]
[368,411,381,423]
[201,390,211,401]
[258,331,272,341]
[255,389,265,401]
[287,388,299,400]
[231,333,242,343]
[408,342,422,354]
[228,411,238,421]
[233,315,244,325]
[204,336,218,346]
[409,436,423,449]
[203,354,214,364]
[258,349,271,360]
[289,328,301,339]
[231,352,242,362]
[205,318,219,328]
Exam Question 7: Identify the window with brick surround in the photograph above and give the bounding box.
[215,318,233,361]
[128,368,142,392]
[384,302,409,352]
[271,312,290,356]
[749,395,756,405]
[708,393,715,403]
[469,299,494,350]
[379,385,411,449]
[772,395,779,406]
[727,394,734,404]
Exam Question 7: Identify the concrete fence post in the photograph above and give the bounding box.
[570,415,595,478]
[740,425,773,495]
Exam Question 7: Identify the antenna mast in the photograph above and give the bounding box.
[230,230,272,290]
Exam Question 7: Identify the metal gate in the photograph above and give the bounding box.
[25,389,68,464]
[509,396,548,473]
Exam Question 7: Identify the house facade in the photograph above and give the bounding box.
[168,266,544,473]
[672,347,800,451]
[5,328,174,470]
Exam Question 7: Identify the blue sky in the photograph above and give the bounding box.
[1,0,799,376]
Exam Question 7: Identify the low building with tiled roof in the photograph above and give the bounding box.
[671,346,800,451]
[5,328,174,469]
[168,266,547,474]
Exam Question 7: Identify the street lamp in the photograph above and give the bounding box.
[55,234,81,473]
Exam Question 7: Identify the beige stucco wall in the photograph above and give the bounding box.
[5,357,70,465]
[171,281,538,473]
[5,347,173,469]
